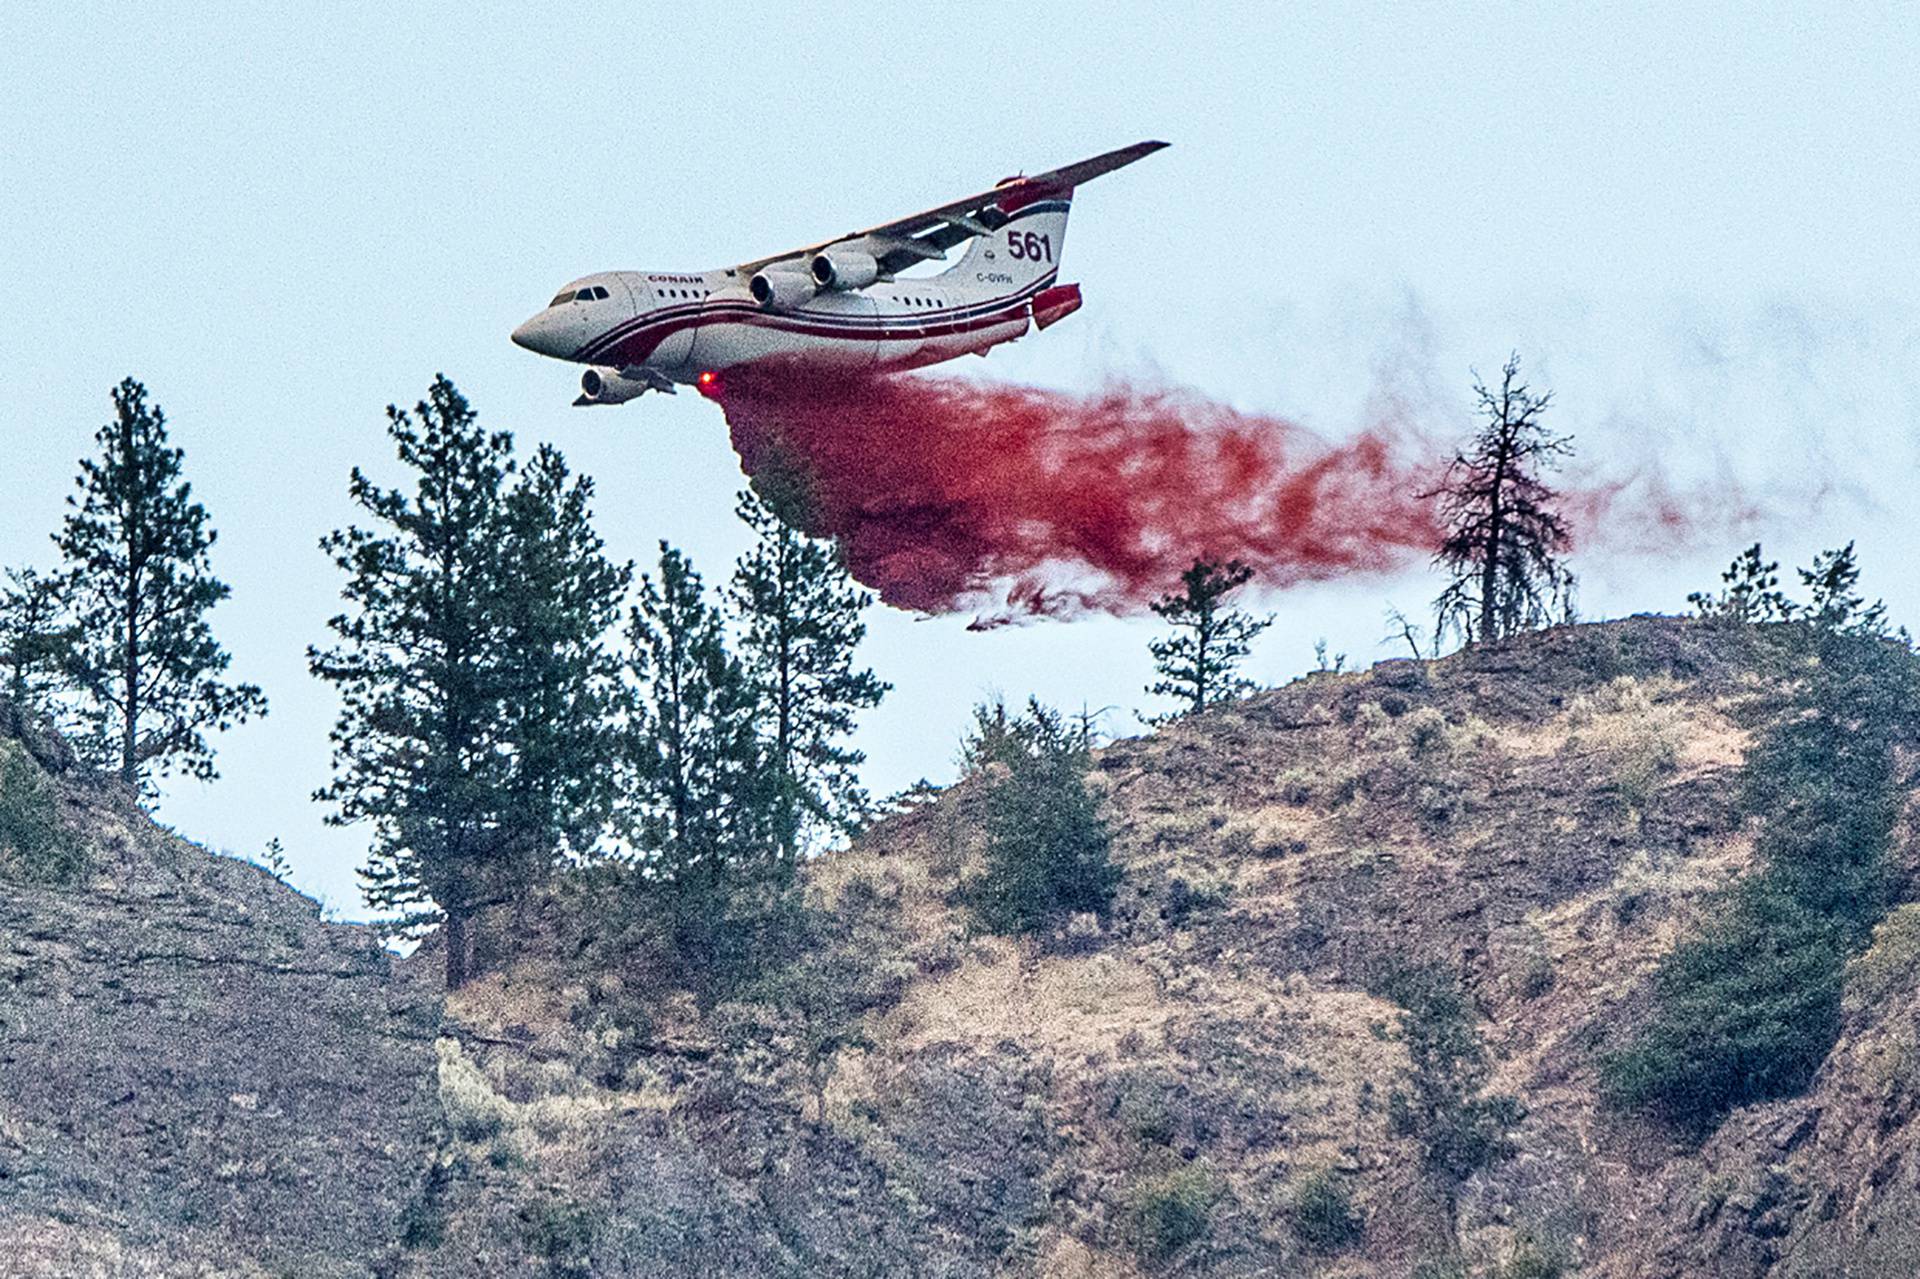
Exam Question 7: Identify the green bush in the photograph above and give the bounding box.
[1131,1167,1216,1261]
[1519,951,1556,1000]
[398,1155,456,1250]
[1847,904,1920,1012]
[1112,1073,1178,1146]
[1376,965,1520,1184]
[519,1196,599,1278]
[1606,627,1912,1133]
[965,700,1120,935]
[1165,875,1229,927]
[1291,1167,1362,1251]
[1405,706,1451,758]
[0,743,84,884]
[1602,880,1847,1132]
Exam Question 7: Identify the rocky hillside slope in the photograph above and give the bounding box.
[5,617,1920,1277]
[0,710,441,1277]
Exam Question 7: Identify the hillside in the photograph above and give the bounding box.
[0,709,441,1276]
[5,617,1919,1277]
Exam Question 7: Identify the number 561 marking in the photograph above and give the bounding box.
[1007,231,1053,262]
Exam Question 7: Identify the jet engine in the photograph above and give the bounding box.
[575,366,651,406]
[748,268,817,309]
[809,247,880,291]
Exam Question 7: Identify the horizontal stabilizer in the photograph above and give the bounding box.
[1032,282,1083,330]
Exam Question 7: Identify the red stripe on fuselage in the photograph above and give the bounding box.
[577,270,1057,367]
[576,269,1055,363]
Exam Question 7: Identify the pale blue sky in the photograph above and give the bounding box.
[5,3,1918,915]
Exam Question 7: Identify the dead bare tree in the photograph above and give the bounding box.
[1382,606,1429,660]
[1430,354,1575,647]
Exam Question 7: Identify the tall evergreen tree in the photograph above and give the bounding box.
[1431,354,1575,646]
[309,377,517,989]
[1146,557,1271,721]
[493,446,631,887]
[624,543,767,959]
[729,490,888,862]
[55,378,266,787]
[0,567,76,719]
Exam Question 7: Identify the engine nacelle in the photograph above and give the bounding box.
[574,366,650,406]
[809,247,879,291]
[749,268,817,309]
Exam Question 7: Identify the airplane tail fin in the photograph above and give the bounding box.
[940,140,1165,290]
[942,189,1073,288]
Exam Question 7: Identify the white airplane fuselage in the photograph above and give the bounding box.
[511,196,1087,405]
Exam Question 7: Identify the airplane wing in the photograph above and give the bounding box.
[735,140,1168,280]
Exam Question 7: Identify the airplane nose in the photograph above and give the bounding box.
[510,314,542,352]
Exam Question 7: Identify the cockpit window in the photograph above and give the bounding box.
[595,286,610,299]
[549,289,576,307]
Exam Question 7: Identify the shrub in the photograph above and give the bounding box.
[1519,951,1556,1000]
[1414,782,1457,826]
[1165,876,1229,927]
[1601,881,1848,1132]
[1113,1073,1179,1146]
[1376,966,1520,1189]
[1610,727,1679,807]
[1277,769,1316,805]
[519,1196,599,1278]
[398,1156,455,1250]
[1411,1259,1466,1279]
[1405,707,1451,758]
[1597,674,1655,715]
[0,742,84,884]
[436,1038,513,1142]
[1131,1167,1216,1261]
[1353,700,1392,739]
[965,700,1120,935]
[1291,1167,1362,1251]
[1607,628,1911,1133]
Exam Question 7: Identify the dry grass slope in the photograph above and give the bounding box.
[11,618,1920,1277]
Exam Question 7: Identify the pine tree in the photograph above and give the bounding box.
[1431,354,1575,647]
[957,694,1037,773]
[1688,542,1794,625]
[493,446,630,887]
[1146,558,1271,720]
[968,699,1121,935]
[0,567,76,719]
[729,490,888,861]
[55,378,266,787]
[1798,542,1887,636]
[624,544,768,967]
[309,376,516,989]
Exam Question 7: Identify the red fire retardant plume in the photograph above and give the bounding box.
[704,367,1445,622]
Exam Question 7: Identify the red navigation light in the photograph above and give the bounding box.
[698,371,716,387]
